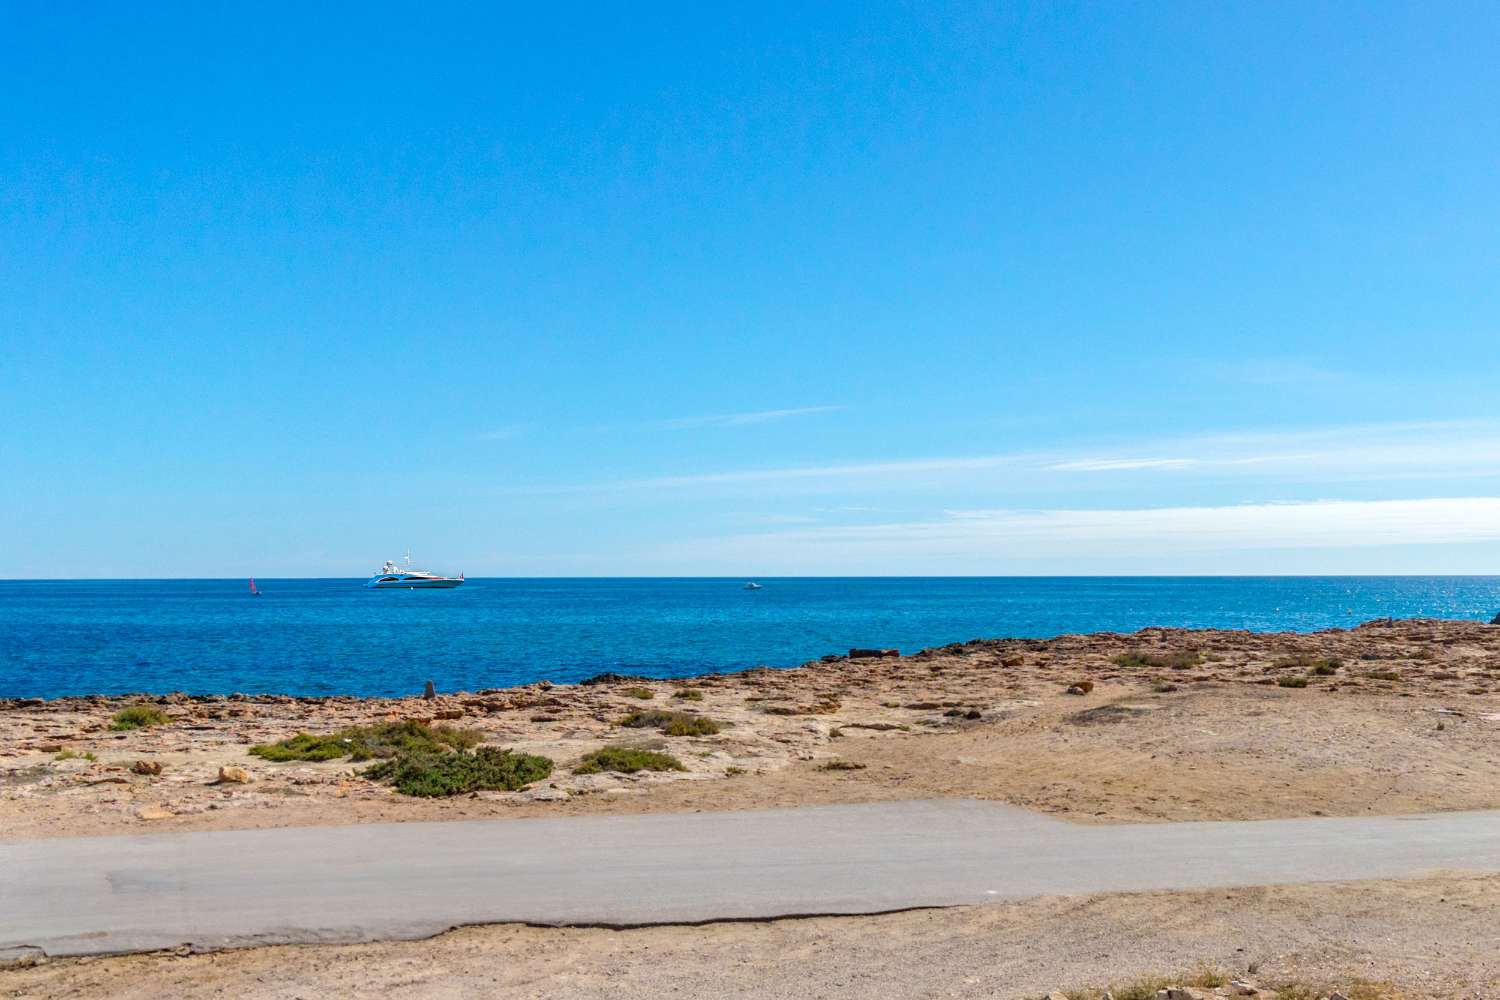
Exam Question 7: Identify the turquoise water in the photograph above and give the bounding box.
[3,577,1498,698]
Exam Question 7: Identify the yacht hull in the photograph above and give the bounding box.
[365,577,464,589]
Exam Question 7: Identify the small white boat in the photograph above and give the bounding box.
[365,553,464,589]
[743,581,763,590]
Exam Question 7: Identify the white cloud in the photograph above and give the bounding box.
[502,454,1024,495]
[653,405,843,430]
[743,497,1500,556]
[503,419,1500,496]
[1048,457,1201,472]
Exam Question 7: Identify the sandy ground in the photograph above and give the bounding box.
[5,873,1497,999]
[6,618,1500,840]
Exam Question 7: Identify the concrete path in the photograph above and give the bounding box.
[5,801,1500,958]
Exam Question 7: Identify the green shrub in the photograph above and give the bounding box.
[622,686,655,700]
[109,706,169,730]
[617,709,721,737]
[672,688,704,701]
[54,750,97,762]
[1112,650,1203,671]
[250,720,481,762]
[1274,654,1342,674]
[1277,675,1309,688]
[1366,669,1401,682]
[818,759,867,771]
[574,747,685,775]
[363,747,552,797]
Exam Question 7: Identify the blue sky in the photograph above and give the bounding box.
[5,3,1500,577]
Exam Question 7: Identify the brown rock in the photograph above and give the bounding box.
[1001,655,1024,667]
[216,765,252,784]
[135,805,174,820]
[131,760,163,776]
[1066,681,1094,695]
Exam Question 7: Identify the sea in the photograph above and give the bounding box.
[3,577,1498,699]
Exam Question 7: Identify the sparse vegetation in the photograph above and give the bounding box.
[1277,675,1309,688]
[363,747,552,797]
[818,759,867,771]
[109,706,169,730]
[250,720,482,762]
[622,686,655,700]
[54,750,96,762]
[618,709,722,736]
[1151,680,1178,693]
[1367,669,1402,682]
[1048,966,1235,1000]
[1275,654,1342,675]
[764,699,841,716]
[574,747,685,774]
[725,765,746,776]
[672,688,704,701]
[1112,650,1203,671]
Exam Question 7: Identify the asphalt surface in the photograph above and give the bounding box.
[5,800,1500,959]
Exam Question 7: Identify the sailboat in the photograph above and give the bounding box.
[249,578,260,597]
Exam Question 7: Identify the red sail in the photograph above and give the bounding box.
[249,578,259,595]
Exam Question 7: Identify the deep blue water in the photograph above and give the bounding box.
[3,577,1499,699]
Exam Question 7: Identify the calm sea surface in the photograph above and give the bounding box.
[3,577,1499,699]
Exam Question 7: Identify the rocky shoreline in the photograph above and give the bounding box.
[6,617,1500,840]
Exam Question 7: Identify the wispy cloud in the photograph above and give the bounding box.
[1048,457,1200,472]
[1048,454,1316,472]
[501,420,1500,496]
[505,454,1024,495]
[652,405,843,430]
[705,496,1500,560]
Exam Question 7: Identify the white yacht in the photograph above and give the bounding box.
[365,554,464,589]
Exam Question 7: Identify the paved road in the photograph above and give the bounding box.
[5,801,1500,959]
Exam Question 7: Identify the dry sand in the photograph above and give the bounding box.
[5,618,1500,840]
[6,874,1498,999]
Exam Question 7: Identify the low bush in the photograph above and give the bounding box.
[574,747,685,775]
[672,688,704,701]
[1366,669,1402,682]
[1274,654,1342,675]
[54,750,97,762]
[1277,675,1309,688]
[109,706,169,730]
[818,759,867,771]
[622,687,655,700]
[364,747,553,797]
[617,709,722,737]
[250,720,482,762]
[1112,650,1203,671]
